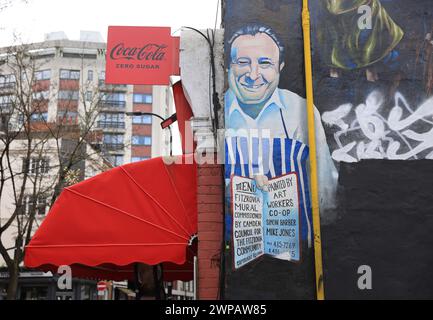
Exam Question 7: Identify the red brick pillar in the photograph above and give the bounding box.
[197,161,224,300]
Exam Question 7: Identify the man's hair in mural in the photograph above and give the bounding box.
[228,24,286,65]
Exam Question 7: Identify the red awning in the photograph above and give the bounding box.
[24,155,197,281]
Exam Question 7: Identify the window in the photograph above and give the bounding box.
[87,70,93,81]
[133,94,152,104]
[98,72,106,86]
[63,52,97,60]
[100,113,124,122]
[131,156,150,163]
[132,135,151,146]
[58,90,79,100]
[34,70,51,81]
[102,93,125,102]
[108,155,124,167]
[99,93,126,109]
[0,95,13,107]
[86,91,92,102]
[20,286,49,300]
[32,53,55,60]
[30,112,48,122]
[103,134,124,144]
[32,90,49,100]
[132,115,152,124]
[80,285,92,300]
[98,113,125,128]
[23,195,49,216]
[23,157,50,175]
[0,115,10,131]
[57,111,78,124]
[100,113,125,122]
[59,69,80,80]
[0,284,6,300]
[0,74,16,88]
[31,157,49,174]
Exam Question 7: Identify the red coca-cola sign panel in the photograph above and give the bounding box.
[106,26,180,85]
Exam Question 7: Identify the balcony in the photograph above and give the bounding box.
[103,143,125,151]
[98,80,128,92]
[98,100,126,112]
[97,121,126,130]
[0,82,15,89]
[0,82,15,94]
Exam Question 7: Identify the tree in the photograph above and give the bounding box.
[0,42,111,299]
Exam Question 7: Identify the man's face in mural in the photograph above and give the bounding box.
[229,32,285,106]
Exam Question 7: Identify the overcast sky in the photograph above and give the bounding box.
[0,0,221,46]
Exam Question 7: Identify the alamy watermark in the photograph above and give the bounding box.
[161,125,274,168]
[357,265,373,290]
[57,265,72,290]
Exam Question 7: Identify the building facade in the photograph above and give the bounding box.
[0,31,174,167]
[0,32,174,299]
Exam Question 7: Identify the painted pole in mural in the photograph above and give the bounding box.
[302,0,325,301]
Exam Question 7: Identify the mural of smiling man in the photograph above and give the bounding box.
[225,24,337,269]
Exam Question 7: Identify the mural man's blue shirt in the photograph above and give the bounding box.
[226,88,308,142]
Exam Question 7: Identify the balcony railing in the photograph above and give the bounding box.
[97,121,126,129]
[0,82,15,90]
[99,100,126,110]
[103,143,125,151]
[98,80,128,91]
[98,100,126,111]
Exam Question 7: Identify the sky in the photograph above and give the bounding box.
[0,0,221,46]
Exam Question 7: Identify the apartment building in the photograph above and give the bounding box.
[0,31,174,167]
[0,31,174,299]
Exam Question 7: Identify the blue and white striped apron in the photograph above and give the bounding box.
[225,133,313,249]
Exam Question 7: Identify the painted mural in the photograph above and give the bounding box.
[224,0,433,299]
[224,0,321,299]
[314,0,433,163]
[318,0,404,72]
[225,24,337,268]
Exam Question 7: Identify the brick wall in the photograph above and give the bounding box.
[197,161,224,300]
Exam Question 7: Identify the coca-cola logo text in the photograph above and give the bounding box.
[110,43,167,61]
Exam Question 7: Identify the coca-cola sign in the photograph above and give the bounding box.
[109,43,167,61]
[105,26,179,85]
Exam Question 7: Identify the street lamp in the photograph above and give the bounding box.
[126,112,176,157]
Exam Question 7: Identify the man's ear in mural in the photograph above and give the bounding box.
[279,62,285,73]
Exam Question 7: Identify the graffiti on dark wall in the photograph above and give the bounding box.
[323,91,433,162]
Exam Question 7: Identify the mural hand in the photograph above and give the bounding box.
[254,174,269,192]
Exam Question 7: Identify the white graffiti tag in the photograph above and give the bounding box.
[322,91,433,162]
